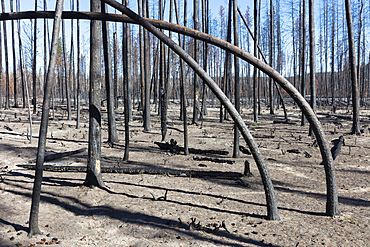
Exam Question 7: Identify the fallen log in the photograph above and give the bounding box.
[193,156,235,164]
[273,119,295,125]
[154,141,229,155]
[28,148,87,163]
[253,135,275,139]
[17,165,243,178]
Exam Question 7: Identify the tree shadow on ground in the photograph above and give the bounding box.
[2,179,279,247]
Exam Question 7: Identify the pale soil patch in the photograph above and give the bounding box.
[1,103,370,246]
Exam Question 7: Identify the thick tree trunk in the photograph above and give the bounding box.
[344,0,361,135]
[102,3,119,145]
[85,0,105,187]
[28,0,64,237]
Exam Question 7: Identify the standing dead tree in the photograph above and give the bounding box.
[345,0,361,135]
[85,0,105,187]
[28,0,64,237]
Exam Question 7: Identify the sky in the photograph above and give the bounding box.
[0,0,254,72]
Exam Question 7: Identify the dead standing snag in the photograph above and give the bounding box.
[28,0,64,237]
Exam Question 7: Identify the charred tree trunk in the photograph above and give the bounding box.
[32,1,37,113]
[233,0,240,158]
[269,0,274,114]
[309,0,316,136]
[76,0,81,129]
[102,3,119,145]
[301,0,306,126]
[344,0,361,135]
[253,0,258,122]
[192,0,200,124]
[10,0,18,108]
[28,0,64,237]
[123,0,130,160]
[143,0,151,131]
[85,0,105,187]
[174,0,189,155]
[62,20,71,120]
[1,0,10,109]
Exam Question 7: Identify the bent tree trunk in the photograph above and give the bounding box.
[10,5,339,216]
[104,0,280,220]
[28,0,64,237]
[85,0,105,187]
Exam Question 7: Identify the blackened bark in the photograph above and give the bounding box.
[32,1,37,113]
[253,0,258,122]
[76,0,81,129]
[28,0,64,237]
[62,20,71,120]
[102,3,119,145]
[192,0,200,124]
[85,0,105,187]
[301,0,306,126]
[123,0,130,160]
[344,0,361,135]
[1,0,9,109]
[11,0,18,108]
[309,0,316,136]
[233,0,240,158]
[143,0,151,131]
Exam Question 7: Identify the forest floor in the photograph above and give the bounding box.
[1,102,370,247]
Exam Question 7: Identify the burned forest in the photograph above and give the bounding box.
[1,0,370,246]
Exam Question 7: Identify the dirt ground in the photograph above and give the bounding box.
[0,102,370,247]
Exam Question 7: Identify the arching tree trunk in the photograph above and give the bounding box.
[28,0,64,237]
[85,0,105,187]
[344,0,361,135]
[105,0,280,220]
